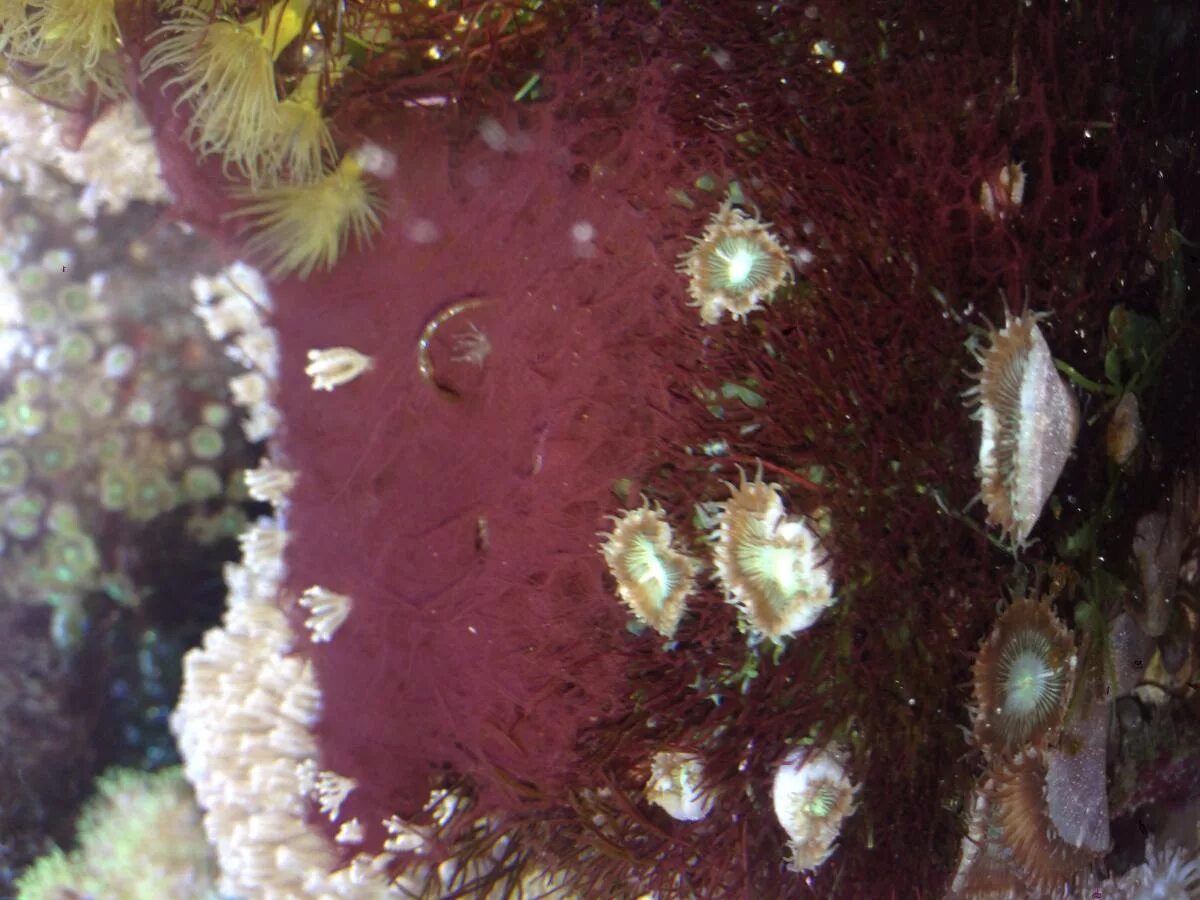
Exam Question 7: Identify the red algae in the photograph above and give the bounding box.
[272,102,707,827]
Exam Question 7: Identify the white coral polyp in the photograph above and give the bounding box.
[772,746,857,873]
[1107,839,1200,900]
[299,586,352,643]
[0,87,170,217]
[645,751,715,822]
[305,346,374,392]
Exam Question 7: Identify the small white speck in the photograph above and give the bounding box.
[353,143,397,178]
[793,247,815,269]
[405,218,440,244]
[479,117,508,151]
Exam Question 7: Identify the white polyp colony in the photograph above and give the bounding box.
[0,86,170,216]
[190,260,281,442]
[772,746,858,873]
[644,751,715,822]
[171,526,398,896]
[305,346,374,391]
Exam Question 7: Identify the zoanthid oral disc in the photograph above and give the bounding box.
[712,469,835,640]
[971,594,1076,756]
[599,501,701,639]
[677,197,793,325]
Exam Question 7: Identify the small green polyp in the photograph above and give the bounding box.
[188,426,225,461]
[13,401,46,436]
[183,465,223,501]
[0,448,29,492]
[129,474,178,522]
[46,533,100,586]
[57,283,94,319]
[5,492,45,539]
[99,468,133,511]
[46,501,81,534]
[201,402,232,429]
[22,298,57,329]
[16,266,49,294]
[58,331,96,367]
[33,436,77,476]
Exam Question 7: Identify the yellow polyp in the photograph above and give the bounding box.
[1,0,123,98]
[39,0,119,66]
[267,71,335,185]
[233,152,384,279]
[243,0,313,61]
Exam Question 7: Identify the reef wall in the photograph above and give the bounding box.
[13,0,1192,896]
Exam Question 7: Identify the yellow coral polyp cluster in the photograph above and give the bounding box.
[26,0,119,72]
[714,470,836,640]
[142,0,383,278]
[1,0,123,99]
[599,501,701,639]
[143,0,313,182]
[677,197,794,325]
[15,767,217,900]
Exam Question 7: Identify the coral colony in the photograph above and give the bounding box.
[3,1,1200,899]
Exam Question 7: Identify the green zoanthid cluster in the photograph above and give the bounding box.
[0,171,251,647]
[14,766,218,900]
